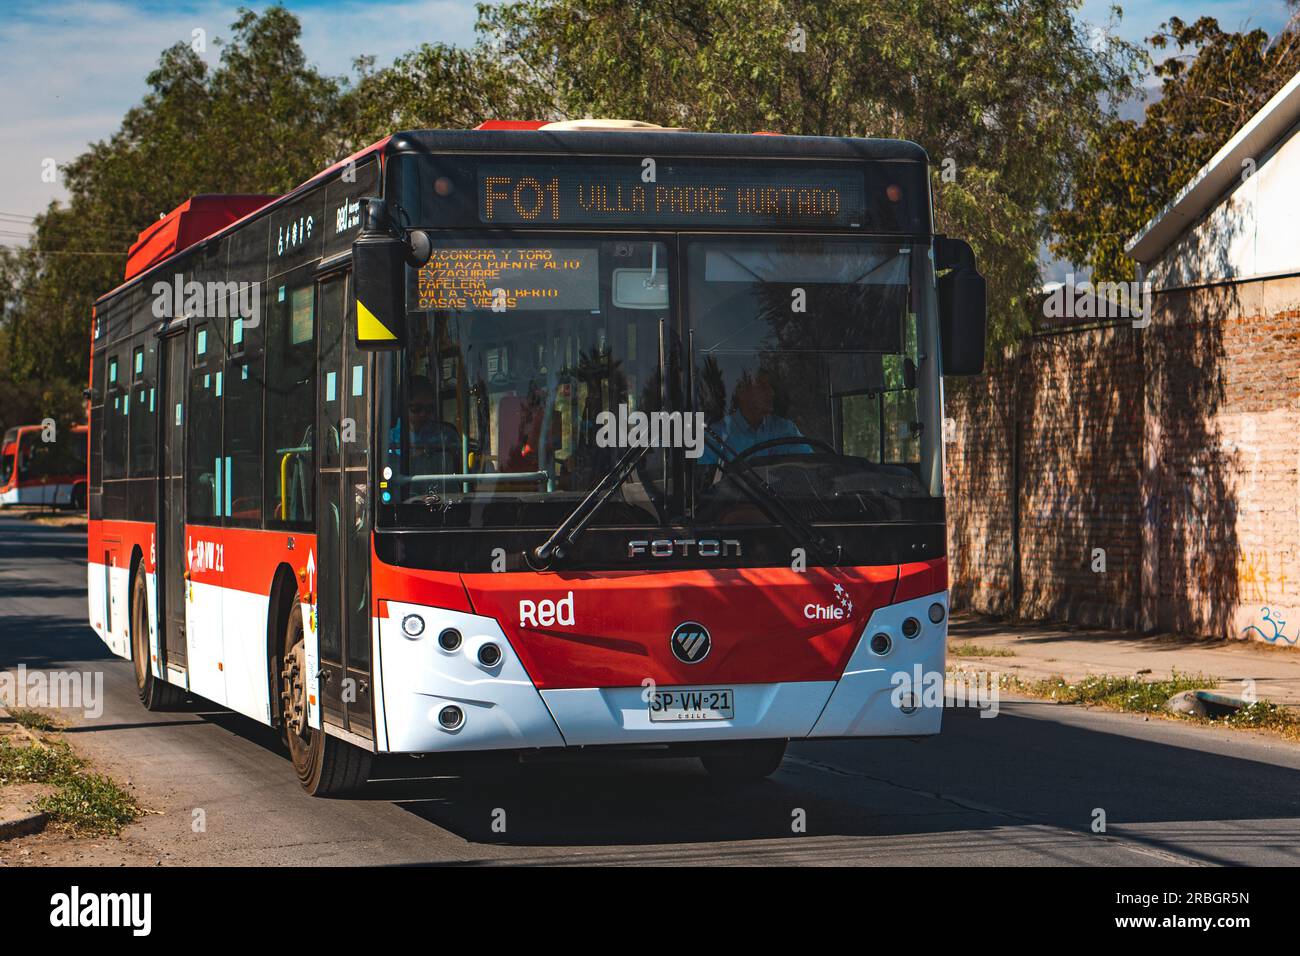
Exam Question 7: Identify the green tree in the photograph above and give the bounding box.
[345,44,555,141]
[1051,12,1300,280]
[445,0,1141,346]
[0,6,347,435]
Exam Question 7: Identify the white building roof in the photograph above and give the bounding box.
[1125,69,1300,263]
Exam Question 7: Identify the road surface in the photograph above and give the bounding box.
[2,515,1299,866]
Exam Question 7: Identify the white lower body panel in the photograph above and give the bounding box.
[809,591,948,738]
[1,483,75,506]
[377,602,565,753]
[374,590,950,754]
[87,560,131,660]
[83,568,272,727]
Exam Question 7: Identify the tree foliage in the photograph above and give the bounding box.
[2,1,1144,434]
[359,0,1141,347]
[0,7,347,434]
[1051,12,1300,281]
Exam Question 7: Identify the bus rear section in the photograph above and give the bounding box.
[84,126,985,794]
[0,424,87,508]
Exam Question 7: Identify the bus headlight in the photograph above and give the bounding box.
[438,705,464,730]
[401,614,426,639]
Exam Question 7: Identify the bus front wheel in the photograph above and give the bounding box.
[279,601,371,797]
[130,571,182,711]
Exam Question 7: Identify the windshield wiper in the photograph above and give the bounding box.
[529,444,652,568]
[704,427,841,565]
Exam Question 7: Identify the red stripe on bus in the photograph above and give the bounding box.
[895,557,947,602]
[457,564,899,689]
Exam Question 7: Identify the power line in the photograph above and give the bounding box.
[0,247,126,257]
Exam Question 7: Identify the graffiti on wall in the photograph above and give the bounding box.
[1240,606,1296,644]
[1237,551,1287,604]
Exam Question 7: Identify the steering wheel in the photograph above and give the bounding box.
[730,435,838,463]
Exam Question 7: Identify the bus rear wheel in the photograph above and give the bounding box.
[699,740,788,781]
[130,571,182,710]
[279,602,371,797]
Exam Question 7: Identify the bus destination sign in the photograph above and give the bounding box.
[477,163,866,228]
[414,246,599,312]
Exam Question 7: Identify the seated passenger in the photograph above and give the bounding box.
[702,370,810,463]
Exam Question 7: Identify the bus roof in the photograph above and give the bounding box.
[125,195,273,281]
[94,128,927,310]
[390,127,928,164]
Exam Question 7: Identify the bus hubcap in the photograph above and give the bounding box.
[281,641,308,737]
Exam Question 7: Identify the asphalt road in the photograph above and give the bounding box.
[3,515,1300,866]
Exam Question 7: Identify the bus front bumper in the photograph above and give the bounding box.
[375,591,948,754]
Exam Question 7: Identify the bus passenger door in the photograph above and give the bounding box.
[158,330,187,670]
[316,273,374,741]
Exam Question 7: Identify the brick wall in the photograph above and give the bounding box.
[944,356,1016,616]
[1147,279,1300,641]
[945,325,1144,630]
[945,274,1300,642]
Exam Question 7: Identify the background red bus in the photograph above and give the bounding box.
[0,423,87,509]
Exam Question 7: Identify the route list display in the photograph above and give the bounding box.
[415,247,600,312]
[477,163,867,228]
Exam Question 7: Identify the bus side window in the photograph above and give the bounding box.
[104,352,128,481]
[128,338,157,479]
[225,299,265,525]
[264,283,316,528]
[186,322,221,522]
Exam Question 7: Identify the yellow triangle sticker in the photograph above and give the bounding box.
[356,299,397,341]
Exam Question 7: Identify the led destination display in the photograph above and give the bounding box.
[414,246,599,312]
[477,163,868,228]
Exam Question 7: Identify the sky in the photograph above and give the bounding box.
[0,0,1294,247]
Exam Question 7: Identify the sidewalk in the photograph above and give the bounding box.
[947,614,1300,707]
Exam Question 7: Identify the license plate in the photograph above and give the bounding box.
[649,688,734,722]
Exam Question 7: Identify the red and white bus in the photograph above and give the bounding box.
[86,121,986,794]
[1,423,87,508]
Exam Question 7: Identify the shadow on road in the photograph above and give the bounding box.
[3,510,1299,864]
[336,706,1300,859]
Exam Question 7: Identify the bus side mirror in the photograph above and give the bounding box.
[935,237,986,376]
[352,200,408,351]
[938,268,986,375]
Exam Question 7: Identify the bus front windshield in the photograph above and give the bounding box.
[377,236,940,530]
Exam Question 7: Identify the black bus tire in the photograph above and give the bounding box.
[131,571,182,711]
[280,602,371,797]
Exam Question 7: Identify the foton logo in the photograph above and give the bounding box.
[187,536,224,574]
[519,592,575,628]
[628,538,741,559]
[804,582,853,620]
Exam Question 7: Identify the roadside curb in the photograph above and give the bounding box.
[0,705,49,748]
[0,809,49,841]
[0,707,52,841]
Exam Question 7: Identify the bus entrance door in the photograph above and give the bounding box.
[158,330,188,671]
[315,272,374,741]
